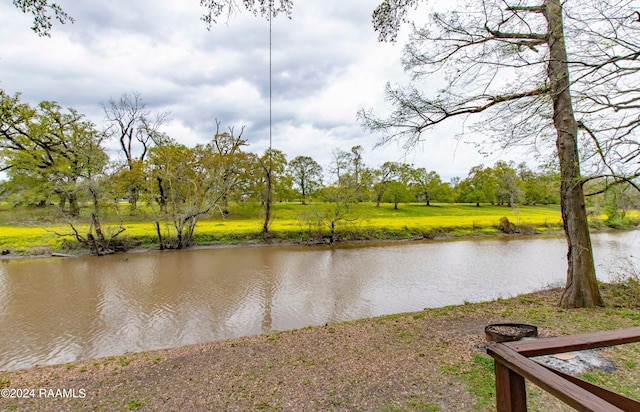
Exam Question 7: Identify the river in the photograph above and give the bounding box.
[0,230,638,370]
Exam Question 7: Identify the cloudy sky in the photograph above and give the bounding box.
[0,0,525,181]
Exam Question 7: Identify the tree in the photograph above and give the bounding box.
[457,165,497,207]
[258,148,287,234]
[330,148,352,186]
[146,140,235,249]
[288,155,323,204]
[494,161,522,207]
[0,90,107,216]
[11,0,74,36]
[373,161,406,207]
[350,145,365,187]
[0,90,126,254]
[327,146,373,202]
[518,163,559,205]
[208,121,249,213]
[313,177,363,244]
[384,180,412,210]
[586,177,640,226]
[358,0,640,307]
[103,92,169,215]
[410,167,444,206]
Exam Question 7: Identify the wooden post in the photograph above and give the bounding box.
[495,361,527,412]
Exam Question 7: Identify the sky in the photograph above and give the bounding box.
[0,0,529,181]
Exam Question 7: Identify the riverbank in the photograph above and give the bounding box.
[0,203,570,256]
[1,287,639,411]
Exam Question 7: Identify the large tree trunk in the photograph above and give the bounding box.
[68,193,80,217]
[545,0,603,308]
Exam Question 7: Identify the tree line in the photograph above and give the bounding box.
[1,90,564,210]
[3,90,637,249]
[3,89,636,213]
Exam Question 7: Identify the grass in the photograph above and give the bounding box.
[441,354,496,411]
[0,202,568,254]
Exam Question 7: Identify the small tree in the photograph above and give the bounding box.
[312,184,362,244]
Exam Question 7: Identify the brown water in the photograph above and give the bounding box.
[0,230,638,370]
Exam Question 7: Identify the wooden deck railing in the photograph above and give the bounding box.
[486,327,640,412]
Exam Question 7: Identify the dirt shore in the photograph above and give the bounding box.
[1,288,639,411]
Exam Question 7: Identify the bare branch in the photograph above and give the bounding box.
[200,0,293,29]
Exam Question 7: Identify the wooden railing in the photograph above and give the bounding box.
[486,327,640,412]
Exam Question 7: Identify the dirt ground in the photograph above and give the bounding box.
[0,288,637,411]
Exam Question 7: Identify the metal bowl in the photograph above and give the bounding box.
[485,323,538,343]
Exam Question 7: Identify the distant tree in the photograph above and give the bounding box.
[305,146,370,243]
[457,165,497,207]
[0,90,126,254]
[373,161,406,207]
[229,151,261,202]
[313,182,362,244]
[350,145,365,186]
[410,167,443,206]
[258,148,287,234]
[288,155,323,204]
[384,181,412,210]
[585,178,640,226]
[330,148,352,186]
[494,161,522,207]
[11,0,74,36]
[518,163,560,205]
[328,146,372,202]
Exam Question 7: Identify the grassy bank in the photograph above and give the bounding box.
[1,201,637,256]
[1,284,638,411]
[0,202,569,255]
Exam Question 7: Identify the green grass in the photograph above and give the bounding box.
[0,201,583,254]
[441,354,496,411]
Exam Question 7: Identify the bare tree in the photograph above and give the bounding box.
[359,0,640,308]
[210,119,248,213]
[102,92,169,215]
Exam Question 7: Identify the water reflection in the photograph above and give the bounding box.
[0,230,638,370]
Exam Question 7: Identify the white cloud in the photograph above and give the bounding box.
[0,0,532,181]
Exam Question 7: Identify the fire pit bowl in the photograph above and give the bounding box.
[485,323,538,343]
